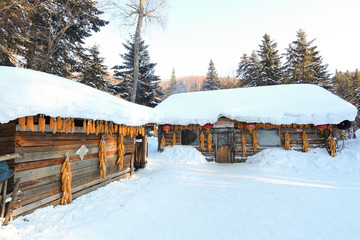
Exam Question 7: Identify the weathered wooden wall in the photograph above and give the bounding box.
[158,128,181,150]
[0,123,16,189]
[3,123,137,218]
[234,126,326,162]
[158,122,328,163]
[158,125,215,161]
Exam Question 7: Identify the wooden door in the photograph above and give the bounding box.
[215,132,234,163]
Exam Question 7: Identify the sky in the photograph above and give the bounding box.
[87,0,360,80]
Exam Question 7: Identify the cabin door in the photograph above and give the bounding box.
[215,131,234,163]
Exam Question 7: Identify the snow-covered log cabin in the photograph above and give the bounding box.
[0,67,160,223]
[155,84,358,163]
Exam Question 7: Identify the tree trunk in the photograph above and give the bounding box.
[130,0,145,103]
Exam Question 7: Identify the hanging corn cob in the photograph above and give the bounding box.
[284,130,291,150]
[49,117,54,129]
[99,135,107,180]
[27,116,34,131]
[38,115,46,133]
[56,117,62,132]
[51,117,57,134]
[71,119,75,133]
[61,154,72,205]
[328,136,336,157]
[61,117,66,133]
[117,134,125,171]
[207,134,213,153]
[200,131,205,151]
[161,135,166,148]
[109,123,114,135]
[19,117,26,130]
[241,133,247,157]
[302,130,309,152]
[86,120,90,135]
[172,132,176,147]
[114,124,119,134]
[252,130,258,152]
[141,127,145,136]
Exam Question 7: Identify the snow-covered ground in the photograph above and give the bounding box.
[1,137,360,240]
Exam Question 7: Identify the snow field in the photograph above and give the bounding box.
[1,137,360,240]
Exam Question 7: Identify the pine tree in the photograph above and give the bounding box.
[283,29,330,88]
[0,0,108,78]
[0,0,28,66]
[236,51,261,87]
[333,69,360,110]
[111,36,164,107]
[176,80,188,93]
[201,59,220,91]
[166,68,178,96]
[257,33,283,85]
[79,45,108,90]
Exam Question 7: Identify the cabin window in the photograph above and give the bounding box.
[181,130,198,145]
[257,129,280,147]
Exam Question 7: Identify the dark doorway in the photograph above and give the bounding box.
[181,130,198,145]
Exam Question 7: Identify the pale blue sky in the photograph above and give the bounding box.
[88,0,360,79]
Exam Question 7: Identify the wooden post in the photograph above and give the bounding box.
[140,135,147,169]
[0,179,8,219]
[4,178,21,225]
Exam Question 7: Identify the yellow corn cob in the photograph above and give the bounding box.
[27,116,34,131]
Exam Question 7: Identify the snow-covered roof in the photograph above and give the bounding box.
[155,84,358,125]
[0,67,161,125]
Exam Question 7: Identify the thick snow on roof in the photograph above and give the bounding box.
[0,67,161,125]
[155,84,358,125]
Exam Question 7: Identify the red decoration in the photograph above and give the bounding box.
[316,125,327,130]
[203,124,213,132]
[163,125,171,133]
[246,124,256,130]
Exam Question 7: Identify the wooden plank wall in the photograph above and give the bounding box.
[158,128,181,150]
[234,125,326,161]
[195,130,215,161]
[12,125,136,218]
[158,123,328,162]
[158,125,215,160]
[0,123,16,189]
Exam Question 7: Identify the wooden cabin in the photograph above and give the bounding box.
[0,67,159,223]
[155,84,358,163]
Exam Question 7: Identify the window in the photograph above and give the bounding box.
[181,130,198,145]
[257,129,280,147]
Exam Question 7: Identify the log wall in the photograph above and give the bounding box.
[158,125,215,161]
[158,122,328,163]
[0,122,138,218]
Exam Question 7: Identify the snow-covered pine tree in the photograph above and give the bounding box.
[201,59,220,91]
[257,33,283,85]
[78,45,108,90]
[111,36,164,107]
[236,51,261,87]
[166,68,178,96]
[283,29,330,88]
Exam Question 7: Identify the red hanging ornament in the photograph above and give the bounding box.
[163,125,171,134]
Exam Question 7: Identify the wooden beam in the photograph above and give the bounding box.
[0,153,20,162]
